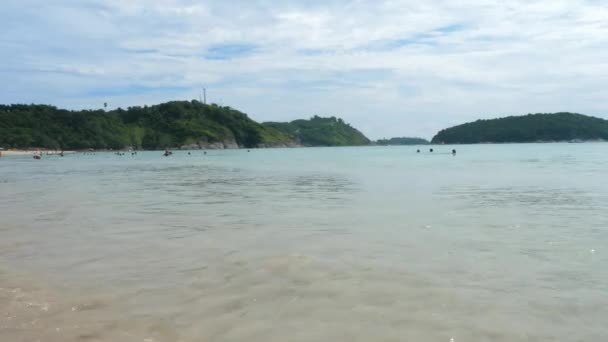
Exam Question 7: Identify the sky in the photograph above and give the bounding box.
[1,0,608,139]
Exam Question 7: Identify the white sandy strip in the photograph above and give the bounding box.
[0,150,75,156]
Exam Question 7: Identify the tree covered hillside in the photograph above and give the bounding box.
[432,113,608,144]
[263,116,370,146]
[0,101,371,150]
[0,101,290,150]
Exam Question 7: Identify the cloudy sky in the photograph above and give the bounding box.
[2,0,608,139]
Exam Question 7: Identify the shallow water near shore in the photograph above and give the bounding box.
[1,144,607,341]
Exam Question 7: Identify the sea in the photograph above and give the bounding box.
[1,144,607,341]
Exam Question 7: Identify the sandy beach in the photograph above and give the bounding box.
[0,150,74,156]
[0,150,38,156]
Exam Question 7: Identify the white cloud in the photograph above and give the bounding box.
[2,0,608,139]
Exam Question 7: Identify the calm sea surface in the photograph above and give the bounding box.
[1,144,607,341]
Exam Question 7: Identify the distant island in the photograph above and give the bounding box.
[375,137,429,145]
[432,113,608,144]
[0,101,370,150]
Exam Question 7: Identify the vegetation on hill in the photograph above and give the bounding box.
[263,116,370,146]
[376,137,429,145]
[0,101,370,150]
[432,113,608,144]
[115,101,290,149]
[0,104,130,150]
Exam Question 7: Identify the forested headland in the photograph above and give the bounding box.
[432,113,608,144]
[0,101,370,150]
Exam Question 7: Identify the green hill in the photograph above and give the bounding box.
[432,113,608,144]
[0,101,291,150]
[263,116,370,147]
[0,101,370,150]
[376,137,429,145]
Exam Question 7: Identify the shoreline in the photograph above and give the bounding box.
[2,139,607,157]
[0,150,75,156]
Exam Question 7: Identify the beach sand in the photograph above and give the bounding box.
[1,150,39,156]
[0,150,74,156]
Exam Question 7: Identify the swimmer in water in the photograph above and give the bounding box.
[430,148,434,152]
[452,149,456,155]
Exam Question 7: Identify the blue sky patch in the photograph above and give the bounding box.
[435,24,467,34]
[364,23,466,51]
[205,43,258,60]
[127,49,159,54]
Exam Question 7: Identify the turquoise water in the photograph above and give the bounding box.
[1,144,607,341]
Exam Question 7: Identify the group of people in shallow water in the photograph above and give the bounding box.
[115,151,138,156]
[163,149,251,157]
[30,151,64,159]
[416,148,457,155]
[163,150,209,157]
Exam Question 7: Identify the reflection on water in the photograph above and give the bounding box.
[1,144,608,341]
